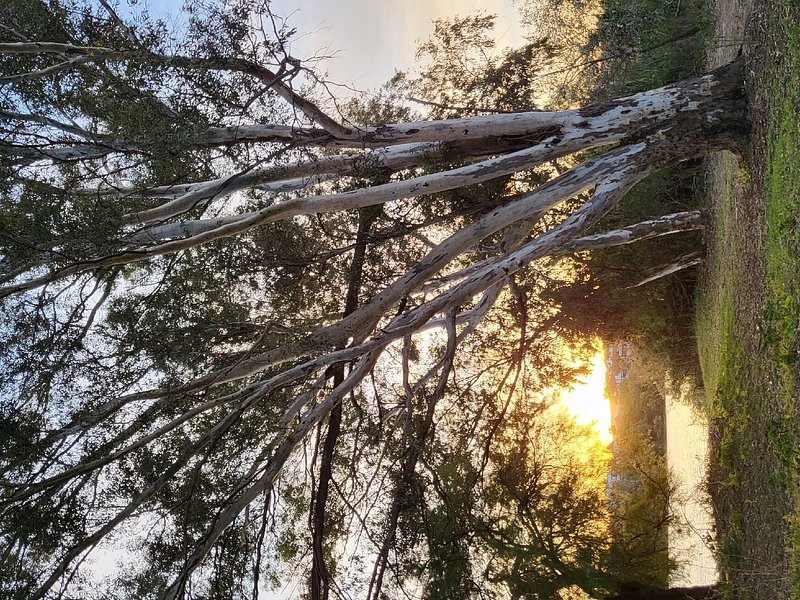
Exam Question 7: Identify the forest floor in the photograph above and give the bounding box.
[696,0,800,597]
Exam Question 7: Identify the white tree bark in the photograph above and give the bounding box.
[122,142,441,225]
[628,250,704,287]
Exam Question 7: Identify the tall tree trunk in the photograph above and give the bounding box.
[310,205,380,600]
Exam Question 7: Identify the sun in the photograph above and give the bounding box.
[559,350,613,445]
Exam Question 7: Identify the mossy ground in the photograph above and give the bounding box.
[696,0,800,597]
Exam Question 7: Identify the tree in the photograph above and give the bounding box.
[0,1,745,598]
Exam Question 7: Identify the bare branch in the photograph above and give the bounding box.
[0,55,99,84]
[627,250,704,288]
[0,42,117,55]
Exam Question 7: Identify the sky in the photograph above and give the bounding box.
[134,0,526,91]
[268,0,526,90]
[561,350,613,445]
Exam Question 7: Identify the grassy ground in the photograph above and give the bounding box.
[696,0,800,597]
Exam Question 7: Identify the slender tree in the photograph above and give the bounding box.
[0,1,745,598]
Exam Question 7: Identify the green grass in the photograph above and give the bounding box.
[763,13,800,591]
[696,155,737,406]
[764,101,800,382]
[696,1,800,597]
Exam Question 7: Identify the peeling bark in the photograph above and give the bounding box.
[627,251,704,288]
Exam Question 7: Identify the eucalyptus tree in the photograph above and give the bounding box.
[0,1,743,599]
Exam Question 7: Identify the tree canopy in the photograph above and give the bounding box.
[0,1,742,598]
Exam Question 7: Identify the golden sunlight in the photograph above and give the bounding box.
[559,350,613,445]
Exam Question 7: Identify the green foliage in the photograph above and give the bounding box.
[0,1,343,594]
[764,96,800,376]
[411,14,558,116]
[340,71,418,126]
[605,431,675,588]
[419,457,476,600]
[585,0,709,99]
[0,179,128,277]
[762,14,800,595]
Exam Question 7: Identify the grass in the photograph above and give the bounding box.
[764,94,800,384]
[696,0,800,597]
[695,155,737,405]
[763,16,800,591]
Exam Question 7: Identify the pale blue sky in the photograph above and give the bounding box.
[124,0,525,90]
[270,0,525,89]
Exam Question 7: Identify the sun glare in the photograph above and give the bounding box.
[559,350,613,445]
